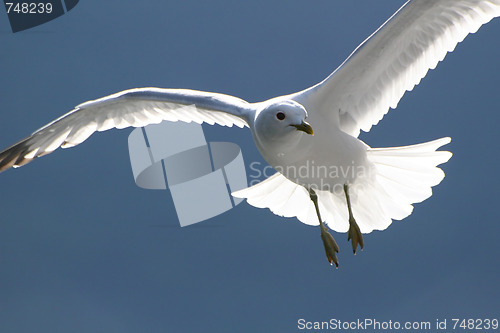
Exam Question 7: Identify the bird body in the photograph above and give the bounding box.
[1,0,499,265]
[252,99,370,192]
[237,96,451,235]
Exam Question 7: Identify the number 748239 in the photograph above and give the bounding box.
[5,2,53,14]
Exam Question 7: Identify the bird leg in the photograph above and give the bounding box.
[343,184,364,254]
[309,188,339,267]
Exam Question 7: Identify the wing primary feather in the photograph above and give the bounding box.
[0,88,252,172]
[290,0,500,137]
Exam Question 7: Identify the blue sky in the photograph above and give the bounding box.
[1,1,499,332]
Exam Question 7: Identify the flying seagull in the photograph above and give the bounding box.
[1,0,499,267]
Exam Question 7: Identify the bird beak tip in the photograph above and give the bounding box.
[293,121,314,136]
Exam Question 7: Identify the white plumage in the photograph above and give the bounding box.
[234,137,451,233]
[1,0,499,264]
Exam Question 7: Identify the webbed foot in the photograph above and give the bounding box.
[320,223,339,267]
[347,217,364,254]
[344,184,365,254]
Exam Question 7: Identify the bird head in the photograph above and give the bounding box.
[252,100,314,162]
[254,100,313,140]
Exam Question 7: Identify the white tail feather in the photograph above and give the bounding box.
[233,137,452,233]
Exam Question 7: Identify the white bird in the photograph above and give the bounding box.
[1,0,499,267]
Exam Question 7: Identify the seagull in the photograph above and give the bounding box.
[1,0,499,267]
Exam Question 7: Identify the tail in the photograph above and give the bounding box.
[234,137,452,233]
[357,137,452,230]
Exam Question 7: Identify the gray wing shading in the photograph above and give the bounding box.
[290,0,500,137]
[0,87,251,172]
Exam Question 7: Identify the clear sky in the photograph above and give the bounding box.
[1,1,499,332]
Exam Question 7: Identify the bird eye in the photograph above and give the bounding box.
[276,112,286,120]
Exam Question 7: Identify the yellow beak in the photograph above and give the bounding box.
[291,121,314,136]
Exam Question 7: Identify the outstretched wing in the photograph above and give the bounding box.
[0,88,252,172]
[290,0,500,137]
